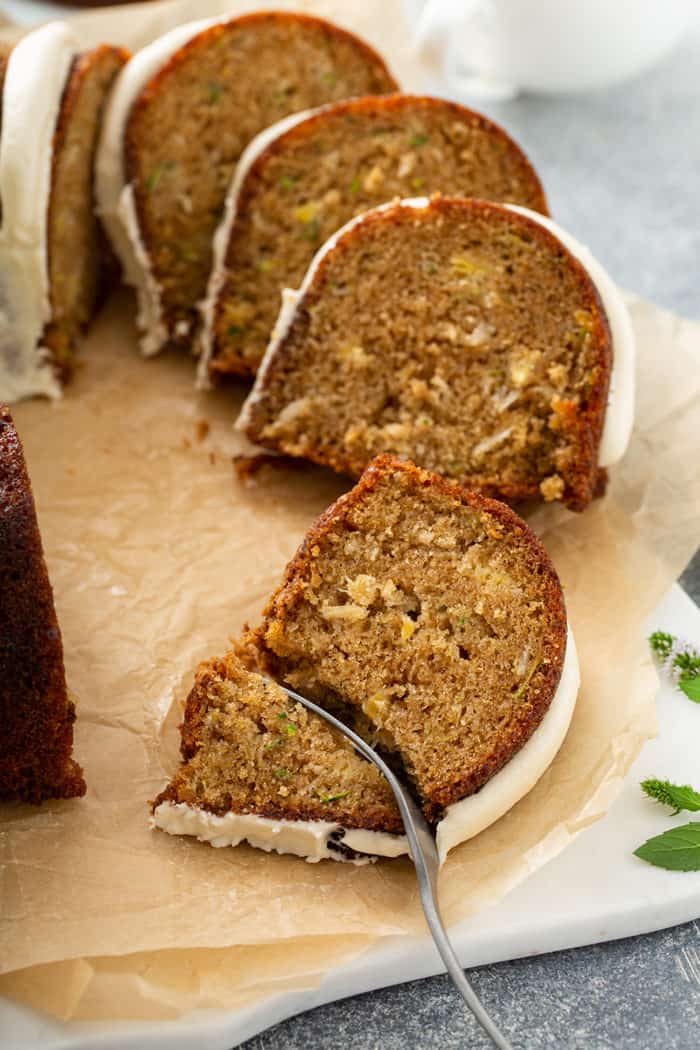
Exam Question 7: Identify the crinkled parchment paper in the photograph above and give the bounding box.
[1,0,699,1025]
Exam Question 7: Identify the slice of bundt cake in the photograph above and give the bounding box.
[200,94,548,381]
[244,456,571,831]
[0,407,86,803]
[152,652,407,863]
[239,196,636,511]
[96,12,398,357]
[0,23,127,402]
[154,457,578,863]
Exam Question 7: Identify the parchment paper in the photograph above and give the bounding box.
[0,0,699,1026]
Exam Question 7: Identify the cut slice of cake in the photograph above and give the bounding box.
[0,23,128,402]
[151,652,407,864]
[200,94,548,381]
[96,13,398,358]
[0,406,86,802]
[154,456,580,863]
[245,455,579,865]
[238,197,636,511]
[243,456,571,832]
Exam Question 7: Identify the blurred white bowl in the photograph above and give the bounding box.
[414,0,698,98]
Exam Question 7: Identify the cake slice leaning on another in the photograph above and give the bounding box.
[96,11,398,357]
[154,456,580,864]
[0,407,86,802]
[238,197,635,512]
[151,652,407,864]
[199,93,548,381]
[0,23,128,402]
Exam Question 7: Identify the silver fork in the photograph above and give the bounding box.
[277,681,514,1050]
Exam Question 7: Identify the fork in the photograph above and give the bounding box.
[277,681,514,1050]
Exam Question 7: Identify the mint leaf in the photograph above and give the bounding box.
[634,822,700,871]
[680,675,700,702]
[641,778,700,815]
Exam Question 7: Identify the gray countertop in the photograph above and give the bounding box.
[241,22,700,1050]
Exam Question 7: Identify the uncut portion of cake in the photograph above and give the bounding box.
[0,23,127,402]
[0,407,86,802]
[156,456,580,863]
[96,12,398,357]
[200,94,548,380]
[152,653,406,864]
[239,197,635,512]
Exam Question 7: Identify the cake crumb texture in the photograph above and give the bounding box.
[244,455,568,822]
[42,44,128,381]
[154,651,402,835]
[240,197,612,511]
[126,12,398,346]
[209,94,547,377]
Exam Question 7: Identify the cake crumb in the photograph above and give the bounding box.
[232,453,305,484]
[540,474,565,501]
[321,602,368,622]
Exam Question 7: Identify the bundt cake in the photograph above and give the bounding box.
[0,406,86,803]
[199,94,548,380]
[151,653,406,864]
[0,23,127,402]
[96,12,398,357]
[238,197,635,512]
[155,456,580,863]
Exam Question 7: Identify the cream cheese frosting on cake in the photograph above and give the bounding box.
[150,804,408,864]
[152,627,578,864]
[238,199,635,472]
[0,22,78,401]
[95,17,224,356]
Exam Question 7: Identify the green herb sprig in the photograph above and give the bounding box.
[633,632,700,870]
[649,630,700,702]
[641,778,700,815]
[635,777,700,871]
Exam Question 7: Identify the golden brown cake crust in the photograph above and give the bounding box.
[245,455,568,822]
[240,196,612,512]
[0,407,86,803]
[124,11,398,347]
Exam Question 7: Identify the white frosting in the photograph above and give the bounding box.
[95,16,226,357]
[505,205,635,467]
[237,198,635,468]
[197,105,329,388]
[153,626,578,865]
[117,184,169,356]
[0,22,78,402]
[436,626,579,861]
[150,802,404,865]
